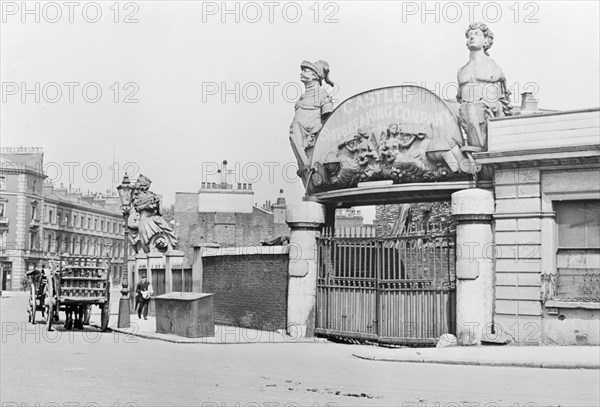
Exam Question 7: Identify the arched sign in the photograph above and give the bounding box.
[308,86,471,193]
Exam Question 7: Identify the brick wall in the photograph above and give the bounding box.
[374,202,452,235]
[202,254,288,330]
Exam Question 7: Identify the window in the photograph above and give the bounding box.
[48,209,54,223]
[31,203,38,220]
[0,202,5,218]
[554,200,600,302]
[87,218,91,229]
[101,220,105,232]
[0,176,6,190]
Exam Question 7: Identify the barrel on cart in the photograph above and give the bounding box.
[46,255,112,332]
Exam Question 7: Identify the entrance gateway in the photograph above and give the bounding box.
[285,77,500,343]
[315,219,456,345]
[287,83,489,345]
[286,25,511,344]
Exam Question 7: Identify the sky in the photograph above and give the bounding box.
[1,1,599,222]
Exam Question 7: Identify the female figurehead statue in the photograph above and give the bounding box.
[129,174,178,253]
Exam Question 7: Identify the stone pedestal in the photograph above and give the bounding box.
[155,292,214,338]
[286,201,325,338]
[452,188,495,345]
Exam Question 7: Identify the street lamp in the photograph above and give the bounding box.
[116,173,133,328]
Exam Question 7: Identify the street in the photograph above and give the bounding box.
[1,293,599,407]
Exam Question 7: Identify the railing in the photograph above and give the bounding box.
[316,221,456,345]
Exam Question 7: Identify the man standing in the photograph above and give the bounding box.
[135,274,152,320]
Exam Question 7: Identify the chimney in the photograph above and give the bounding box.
[221,160,228,185]
[520,92,539,114]
[276,189,285,205]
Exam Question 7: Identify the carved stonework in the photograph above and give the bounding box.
[457,22,512,151]
[128,175,178,254]
[304,86,482,193]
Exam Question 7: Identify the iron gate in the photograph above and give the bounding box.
[315,222,456,345]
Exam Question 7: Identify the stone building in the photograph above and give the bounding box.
[0,147,125,290]
[475,103,600,345]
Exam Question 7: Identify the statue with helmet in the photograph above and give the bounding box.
[289,60,335,185]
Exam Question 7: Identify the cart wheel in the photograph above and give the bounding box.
[100,305,110,332]
[28,286,36,324]
[46,302,54,331]
[100,288,111,332]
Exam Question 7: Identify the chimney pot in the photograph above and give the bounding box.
[520,92,539,112]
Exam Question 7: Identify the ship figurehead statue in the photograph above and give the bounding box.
[127,174,178,254]
[289,60,335,185]
[457,22,512,151]
[289,23,511,196]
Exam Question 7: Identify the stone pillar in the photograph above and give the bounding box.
[192,243,219,292]
[452,188,495,345]
[286,201,325,338]
[165,250,185,292]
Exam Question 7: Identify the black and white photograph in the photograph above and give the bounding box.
[1,1,599,406]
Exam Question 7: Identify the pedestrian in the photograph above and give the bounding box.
[135,274,153,320]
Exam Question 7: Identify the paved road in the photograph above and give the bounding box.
[2,292,599,407]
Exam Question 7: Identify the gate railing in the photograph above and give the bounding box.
[316,222,456,345]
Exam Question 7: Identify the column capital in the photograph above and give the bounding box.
[452,188,494,217]
[286,201,325,229]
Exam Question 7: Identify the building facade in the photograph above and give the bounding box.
[174,162,290,265]
[0,147,125,290]
[476,106,600,345]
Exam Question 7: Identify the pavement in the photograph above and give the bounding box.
[352,344,600,370]
[4,289,600,369]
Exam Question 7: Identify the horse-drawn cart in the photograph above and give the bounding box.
[45,255,112,332]
[26,265,58,326]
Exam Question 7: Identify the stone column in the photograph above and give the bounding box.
[165,250,185,292]
[286,201,325,338]
[191,243,220,292]
[452,188,495,345]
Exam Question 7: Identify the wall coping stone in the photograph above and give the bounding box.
[201,246,289,257]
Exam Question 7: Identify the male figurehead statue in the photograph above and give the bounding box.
[457,22,512,150]
[289,60,335,185]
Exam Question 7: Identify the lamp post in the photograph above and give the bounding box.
[116,173,133,328]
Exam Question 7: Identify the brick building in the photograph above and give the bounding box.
[0,147,125,290]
